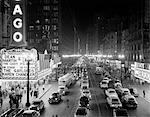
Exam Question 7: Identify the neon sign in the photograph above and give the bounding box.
[10,0,27,46]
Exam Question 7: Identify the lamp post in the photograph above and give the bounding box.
[26,60,31,107]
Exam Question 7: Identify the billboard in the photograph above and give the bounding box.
[0,48,38,81]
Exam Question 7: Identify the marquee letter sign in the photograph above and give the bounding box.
[10,0,27,47]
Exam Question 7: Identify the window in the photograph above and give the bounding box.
[29,26,34,30]
[43,6,50,11]
[52,38,59,44]
[53,0,58,4]
[53,6,58,11]
[53,12,58,17]
[52,46,58,51]
[36,26,40,30]
[53,32,58,36]
[52,25,57,30]
[45,19,50,24]
[44,0,50,4]
[52,18,58,24]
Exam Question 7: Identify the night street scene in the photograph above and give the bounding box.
[0,0,150,117]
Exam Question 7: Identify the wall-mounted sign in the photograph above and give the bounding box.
[134,68,150,83]
[0,48,38,81]
[10,0,27,47]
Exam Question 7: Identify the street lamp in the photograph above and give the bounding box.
[26,59,31,107]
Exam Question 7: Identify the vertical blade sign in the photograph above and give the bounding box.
[10,0,27,47]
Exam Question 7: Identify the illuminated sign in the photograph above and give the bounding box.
[10,0,27,47]
[134,68,150,83]
[0,49,38,81]
[135,62,144,69]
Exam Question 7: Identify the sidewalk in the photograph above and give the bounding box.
[0,84,51,114]
[122,77,150,103]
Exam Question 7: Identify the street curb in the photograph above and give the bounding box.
[39,85,52,99]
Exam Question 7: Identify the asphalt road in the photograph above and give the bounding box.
[38,65,150,117]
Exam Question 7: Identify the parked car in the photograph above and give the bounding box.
[48,92,62,104]
[100,80,108,89]
[113,108,129,117]
[105,88,118,97]
[121,95,138,109]
[29,99,45,112]
[106,95,122,108]
[129,88,139,97]
[22,110,40,117]
[81,89,92,100]
[74,107,89,117]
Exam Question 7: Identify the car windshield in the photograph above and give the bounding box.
[83,86,87,89]
[112,99,119,104]
[83,91,89,94]
[109,91,115,93]
[33,101,40,105]
[102,81,107,84]
[76,108,87,115]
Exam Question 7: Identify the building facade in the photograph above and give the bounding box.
[0,0,10,49]
[27,0,62,54]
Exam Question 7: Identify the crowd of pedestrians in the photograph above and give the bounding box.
[0,83,41,109]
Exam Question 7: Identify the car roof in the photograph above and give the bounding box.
[109,95,119,98]
[32,99,42,102]
[124,94,135,98]
[107,88,115,91]
[23,110,36,114]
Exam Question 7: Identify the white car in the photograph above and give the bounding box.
[103,77,111,83]
[107,95,122,108]
[74,107,89,117]
[22,110,40,117]
[105,88,118,97]
[100,80,108,89]
[81,89,92,100]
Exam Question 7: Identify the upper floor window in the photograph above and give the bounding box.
[43,6,50,11]
[53,6,58,11]
[53,0,58,4]
[29,26,34,30]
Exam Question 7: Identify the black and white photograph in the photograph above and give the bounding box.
[0,0,150,117]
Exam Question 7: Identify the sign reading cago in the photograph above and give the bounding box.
[10,0,27,47]
[0,49,38,81]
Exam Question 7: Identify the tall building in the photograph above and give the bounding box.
[0,0,10,49]
[27,0,62,54]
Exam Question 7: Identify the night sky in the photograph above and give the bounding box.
[61,0,141,54]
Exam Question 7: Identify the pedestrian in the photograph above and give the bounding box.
[143,90,145,98]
